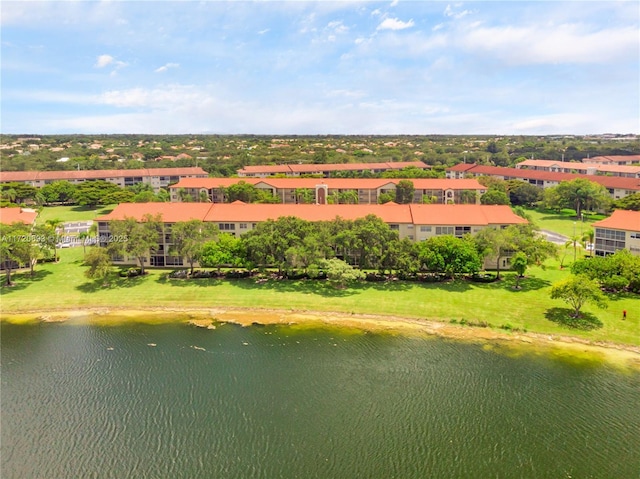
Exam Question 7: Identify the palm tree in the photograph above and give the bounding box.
[565,234,581,263]
[581,229,595,257]
[45,218,64,262]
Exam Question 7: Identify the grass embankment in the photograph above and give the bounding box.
[1,247,638,348]
[35,205,115,225]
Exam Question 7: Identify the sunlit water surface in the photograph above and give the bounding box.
[2,321,638,478]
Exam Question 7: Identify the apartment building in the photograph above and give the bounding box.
[169,177,486,205]
[592,210,640,257]
[446,164,640,200]
[0,167,209,192]
[237,161,429,177]
[515,159,640,179]
[96,202,525,268]
[583,155,640,166]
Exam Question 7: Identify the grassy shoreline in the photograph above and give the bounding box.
[3,306,640,371]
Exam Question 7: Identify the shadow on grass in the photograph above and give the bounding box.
[544,307,603,331]
[76,273,147,293]
[0,270,53,293]
[219,277,360,298]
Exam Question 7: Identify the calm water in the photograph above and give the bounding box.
[1,321,639,479]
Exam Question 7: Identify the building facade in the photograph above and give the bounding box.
[592,210,640,257]
[169,178,486,205]
[96,202,526,268]
[237,161,430,177]
[0,167,209,192]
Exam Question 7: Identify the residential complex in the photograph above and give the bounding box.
[515,159,640,178]
[446,164,640,200]
[592,210,640,257]
[583,155,640,166]
[237,161,429,177]
[0,167,209,192]
[169,177,486,205]
[96,202,526,268]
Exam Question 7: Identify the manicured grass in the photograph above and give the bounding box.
[2,247,638,346]
[525,207,605,238]
[36,205,116,225]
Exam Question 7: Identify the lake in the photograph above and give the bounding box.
[1,320,638,478]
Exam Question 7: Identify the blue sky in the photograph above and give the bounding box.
[1,1,638,135]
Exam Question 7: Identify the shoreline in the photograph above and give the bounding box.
[2,306,640,370]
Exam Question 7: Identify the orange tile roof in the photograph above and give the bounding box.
[204,203,415,224]
[517,159,640,174]
[238,161,429,175]
[0,207,38,225]
[96,203,213,223]
[446,164,640,190]
[409,204,527,226]
[170,177,486,191]
[97,202,525,228]
[592,210,640,231]
[0,167,208,183]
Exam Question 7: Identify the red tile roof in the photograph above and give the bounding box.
[587,155,640,164]
[170,177,486,191]
[238,161,429,175]
[0,167,208,183]
[516,159,640,174]
[592,210,640,231]
[0,207,38,225]
[446,164,640,190]
[96,203,213,223]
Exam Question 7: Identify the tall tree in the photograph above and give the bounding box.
[544,179,610,218]
[550,275,608,318]
[107,214,163,275]
[395,180,415,204]
[417,235,481,278]
[200,234,245,272]
[83,247,112,284]
[170,220,218,274]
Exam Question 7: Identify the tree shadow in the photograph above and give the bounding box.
[498,275,552,292]
[0,269,53,293]
[544,307,603,330]
[75,273,147,293]
[230,277,359,298]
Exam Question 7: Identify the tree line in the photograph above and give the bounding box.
[81,214,557,288]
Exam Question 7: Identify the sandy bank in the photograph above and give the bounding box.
[3,306,639,370]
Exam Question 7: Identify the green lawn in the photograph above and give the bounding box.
[2,247,638,346]
[525,207,605,238]
[36,205,116,225]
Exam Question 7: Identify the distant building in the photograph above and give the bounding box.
[0,167,209,192]
[237,161,430,177]
[515,159,640,179]
[446,164,640,201]
[169,177,486,205]
[592,210,640,257]
[583,155,640,166]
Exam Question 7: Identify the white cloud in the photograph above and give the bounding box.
[95,54,115,68]
[154,63,180,73]
[377,18,415,31]
[459,23,639,64]
[444,4,472,20]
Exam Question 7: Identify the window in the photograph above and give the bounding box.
[455,226,471,237]
[435,226,454,235]
[420,226,432,232]
[390,224,400,230]
[219,223,236,231]
[165,256,184,266]
[239,223,247,229]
